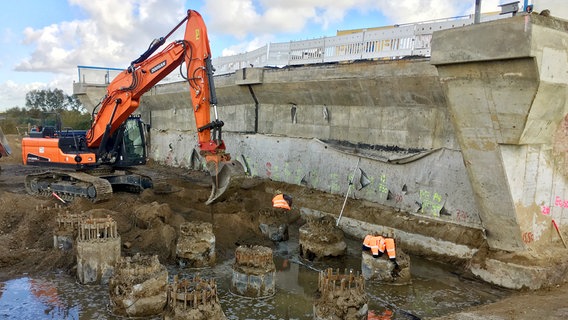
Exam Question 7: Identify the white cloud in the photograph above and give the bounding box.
[16,0,186,73]
[1,0,512,111]
[203,0,503,56]
[221,35,275,57]
[11,0,505,76]
[0,80,50,109]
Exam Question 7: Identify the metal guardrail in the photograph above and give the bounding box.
[77,13,507,84]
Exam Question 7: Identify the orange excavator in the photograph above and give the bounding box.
[21,10,244,204]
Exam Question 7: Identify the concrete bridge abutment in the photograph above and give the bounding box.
[431,13,568,253]
[74,13,568,289]
[431,13,568,288]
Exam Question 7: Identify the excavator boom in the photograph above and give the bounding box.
[21,10,244,204]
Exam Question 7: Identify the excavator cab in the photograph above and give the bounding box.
[112,116,148,167]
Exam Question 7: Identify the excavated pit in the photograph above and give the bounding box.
[2,134,568,319]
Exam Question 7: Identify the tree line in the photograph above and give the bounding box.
[0,88,91,135]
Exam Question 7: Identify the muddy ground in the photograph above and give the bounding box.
[1,134,568,319]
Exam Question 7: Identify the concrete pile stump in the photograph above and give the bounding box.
[164,274,226,320]
[54,210,86,251]
[76,215,120,284]
[313,268,368,320]
[231,245,276,298]
[258,208,289,241]
[109,254,169,317]
[361,249,411,283]
[176,221,216,267]
[299,215,346,261]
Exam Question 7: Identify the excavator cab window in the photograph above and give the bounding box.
[114,116,147,167]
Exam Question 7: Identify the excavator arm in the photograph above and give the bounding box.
[86,10,244,204]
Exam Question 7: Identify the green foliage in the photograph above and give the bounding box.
[1,89,91,134]
[60,109,91,130]
[25,88,82,112]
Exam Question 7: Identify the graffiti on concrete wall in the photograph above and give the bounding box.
[266,162,272,178]
[392,193,404,204]
[541,205,551,215]
[522,231,534,244]
[243,153,481,227]
[455,209,470,223]
[554,196,568,209]
[419,190,444,217]
[540,195,568,216]
[378,175,388,195]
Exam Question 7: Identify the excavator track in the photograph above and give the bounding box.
[25,170,113,203]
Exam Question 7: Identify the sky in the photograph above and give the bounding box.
[0,0,563,111]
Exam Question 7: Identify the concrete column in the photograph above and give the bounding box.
[231,245,276,298]
[431,14,568,252]
[76,216,121,284]
[176,221,216,267]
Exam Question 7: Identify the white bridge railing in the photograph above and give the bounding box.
[77,13,506,84]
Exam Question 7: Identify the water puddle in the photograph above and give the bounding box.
[0,240,509,319]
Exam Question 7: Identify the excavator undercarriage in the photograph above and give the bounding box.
[24,169,152,203]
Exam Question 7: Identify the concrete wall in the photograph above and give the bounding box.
[431,13,568,252]
[74,11,568,288]
[137,13,568,258]
[139,59,483,235]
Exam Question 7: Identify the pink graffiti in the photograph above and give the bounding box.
[541,205,551,215]
[455,209,469,223]
[266,162,272,177]
[522,232,534,244]
[554,196,568,208]
[393,194,403,204]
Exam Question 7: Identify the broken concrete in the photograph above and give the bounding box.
[164,275,226,320]
[258,208,289,242]
[361,251,411,283]
[176,221,216,268]
[231,245,276,298]
[314,268,368,320]
[109,254,168,317]
[76,215,120,284]
[53,210,85,251]
[299,215,346,261]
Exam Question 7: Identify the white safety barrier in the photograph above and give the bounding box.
[77,13,507,84]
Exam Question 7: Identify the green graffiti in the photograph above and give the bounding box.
[241,155,258,177]
[419,189,444,217]
[330,173,341,194]
[378,174,388,195]
[271,164,280,180]
[310,171,320,187]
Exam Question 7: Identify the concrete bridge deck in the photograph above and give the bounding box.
[74,12,568,289]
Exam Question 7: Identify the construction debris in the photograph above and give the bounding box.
[231,245,276,298]
[164,274,226,320]
[76,215,121,284]
[109,254,169,317]
[299,215,346,261]
[313,268,368,320]
[176,221,216,267]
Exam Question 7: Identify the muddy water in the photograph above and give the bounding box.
[0,237,509,320]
